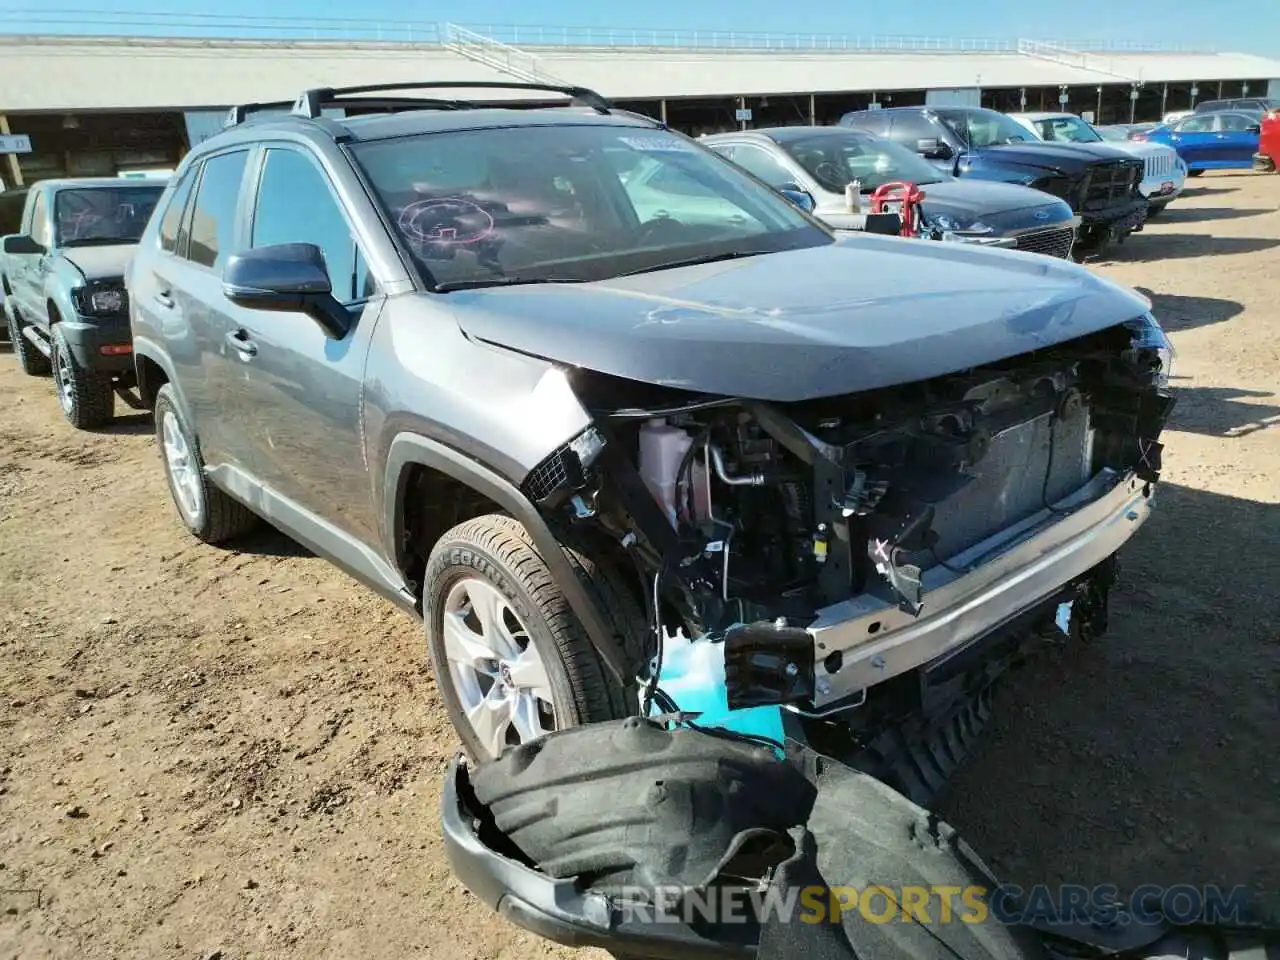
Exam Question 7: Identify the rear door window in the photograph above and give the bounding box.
[1177,115,1215,133]
[186,149,250,271]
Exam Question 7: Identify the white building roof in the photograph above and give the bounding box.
[0,32,1277,113]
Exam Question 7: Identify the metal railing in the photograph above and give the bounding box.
[0,10,1225,54]
[450,24,1018,52]
[442,23,568,84]
[0,8,444,42]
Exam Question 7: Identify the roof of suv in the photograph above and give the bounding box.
[196,82,664,154]
[30,177,165,191]
[330,106,661,142]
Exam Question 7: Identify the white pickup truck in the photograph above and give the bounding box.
[1008,112,1186,216]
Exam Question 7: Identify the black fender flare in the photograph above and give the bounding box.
[384,432,631,686]
[131,338,195,422]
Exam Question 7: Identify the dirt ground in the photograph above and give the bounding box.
[1,172,1278,960]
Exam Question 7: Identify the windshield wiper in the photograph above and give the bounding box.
[433,276,589,293]
[616,249,767,278]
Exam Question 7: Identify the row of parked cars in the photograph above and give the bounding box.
[4,101,1274,433]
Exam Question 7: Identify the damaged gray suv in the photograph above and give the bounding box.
[128,82,1174,796]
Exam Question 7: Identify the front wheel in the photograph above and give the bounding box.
[51,325,114,429]
[1146,201,1169,218]
[1187,169,1205,178]
[424,514,644,762]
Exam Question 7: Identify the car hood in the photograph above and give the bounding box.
[58,243,136,281]
[814,179,1072,233]
[978,141,1139,173]
[1096,139,1177,161]
[444,237,1149,402]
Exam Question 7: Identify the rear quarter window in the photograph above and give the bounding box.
[159,167,198,254]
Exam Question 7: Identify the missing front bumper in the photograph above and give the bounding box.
[806,468,1153,709]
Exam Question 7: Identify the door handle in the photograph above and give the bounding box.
[225,329,257,357]
[154,291,174,309]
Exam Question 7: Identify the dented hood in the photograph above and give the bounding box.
[446,234,1150,402]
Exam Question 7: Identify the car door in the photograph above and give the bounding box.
[228,144,382,543]
[719,142,808,193]
[1213,112,1260,164]
[11,188,51,319]
[1168,114,1216,166]
[886,112,955,172]
[152,147,257,472]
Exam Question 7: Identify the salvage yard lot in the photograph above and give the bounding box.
[2,173,1278,960]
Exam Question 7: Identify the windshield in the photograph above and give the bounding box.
[779,132,945,193]
[53,185,164,246]
[937,110,1035,148]
[1095,126,1128,141]
[1032,115,1103,144]
[351,124,830,290]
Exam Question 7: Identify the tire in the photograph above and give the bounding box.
[1146,201,1169,218]
[1187,169,1205,177]
[10,312,51,376]
[154,383,259,544]
[424,513,645,762]
[51,325,114,429]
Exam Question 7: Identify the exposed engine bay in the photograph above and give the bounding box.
[523,315,1174,733]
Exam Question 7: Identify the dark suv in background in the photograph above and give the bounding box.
[2,178,165,427]
[840,106,1148,256]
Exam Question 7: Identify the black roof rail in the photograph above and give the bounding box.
[291,81,614,119]
[224,99,298,128]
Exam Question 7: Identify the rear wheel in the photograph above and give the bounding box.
[51,325,114,429]
[154,383,259,544]
[10,312,51,376]
[424,514,644,762]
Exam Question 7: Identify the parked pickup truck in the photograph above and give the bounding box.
[1,177,166,428]
[840,106,1149,256]
[1006,112,1186,216]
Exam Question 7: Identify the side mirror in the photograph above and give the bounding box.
[222,242,348,339]
[3,234,45,255]
[916,138,953,159]
[776,183,816,213]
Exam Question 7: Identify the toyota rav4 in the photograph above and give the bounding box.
[127,82,1174,798]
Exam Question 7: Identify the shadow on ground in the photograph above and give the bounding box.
[87,411,153,436]
[940,482,1280,897]
[228,524,315,559]
[1166,382,1280,438]
[1120,235,1280,262]
[1136,288,1244,334]
[1177,185,1240,199]
[1154,206,1273,225]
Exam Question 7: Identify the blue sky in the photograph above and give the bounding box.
[1,0,1276,55]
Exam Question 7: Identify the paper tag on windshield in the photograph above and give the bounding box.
[617,135,697,153]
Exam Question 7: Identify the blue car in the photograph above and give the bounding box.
[1136,110,1263,174]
